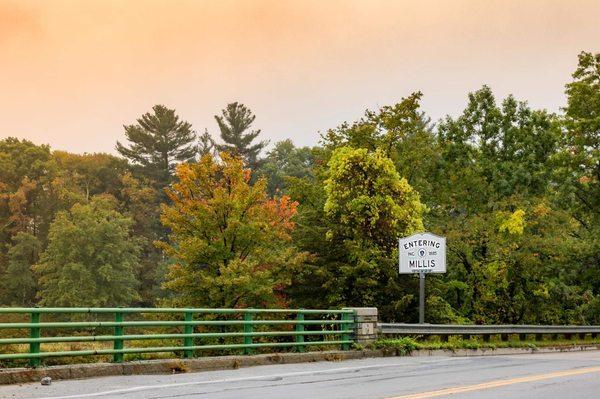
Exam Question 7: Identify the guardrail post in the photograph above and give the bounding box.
[535,333,543,341]
[578,333,586,340]
[113,311,124,362]
[482,334,490,343]
[295,311,305,352]
[564,333,572,340]
[244,310,253,355]
[184,312,194,358]
[519,333,527,341]
[29,310,40,368]
[501,333,509,342]
[592,333,598,339]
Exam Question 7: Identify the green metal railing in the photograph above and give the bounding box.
[0,308,355,368]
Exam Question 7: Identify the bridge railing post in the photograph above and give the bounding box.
[184,311,194,358]
[29,310,40,368]
[295,311,305,352]
[113,310,124,362]
[343,307,378,345]
[244,310,253,355]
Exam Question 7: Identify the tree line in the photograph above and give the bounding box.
[0,51,598,324]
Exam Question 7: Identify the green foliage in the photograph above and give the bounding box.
[0,138,55,242]
[290,146,425,319]
[52,151,128,201]
[35,196,140,307]
[441,202,585,324]
[372,336,600,354]
[0,138,60,302]
[555,52,599,299]
[498,209,525,236]
[115,105,197,303]
[425,295,469,324]
[214,102,268,169]
[0,51,598,325]
[436,85,559,209]
[197,129,216,158]
[257,139,319,195]
[324,147,424,249]
[322,93,439,200]
[119,172,165,305]
[372,337,419,355]
[0,232,40,305]
[116,104,197,189]
[322,92,430,155]
[159,153,305,308]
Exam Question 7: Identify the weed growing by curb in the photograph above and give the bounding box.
[370,336,600,355]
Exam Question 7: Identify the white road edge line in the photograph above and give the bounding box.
[34,358,456,399]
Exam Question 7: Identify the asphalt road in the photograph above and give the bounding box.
[2,351,599,399]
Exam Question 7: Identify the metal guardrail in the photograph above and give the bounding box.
[0,308,355,368]
[379,323,600,340]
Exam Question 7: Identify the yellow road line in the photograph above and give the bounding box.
[386,366,600,399]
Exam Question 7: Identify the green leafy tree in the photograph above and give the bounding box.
[215,102,268,168]
[311,88,579,324]
[0,138,55,241]
[52,151,128,201]
[119,172,165,305]
[323,92,430,155]
[289,97,434,318]
[324,147,424,250]
[116,105,197,189]
[559,51,599,230]
[284,174,341,309]
[440,201,585,324]
[0,138,59,298]
[0,232,40,306]
[322,93,438,203]
[431,86,579,324]
[257,139,319,195]
[436,86,559,211]
[35,196,140,307]
[554,51,600,310]
[319,147,424,319]
[159,153,304,308]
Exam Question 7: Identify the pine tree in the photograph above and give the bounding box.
[197,129,215,157]
[116,105,197,189]
[215,102,268,168]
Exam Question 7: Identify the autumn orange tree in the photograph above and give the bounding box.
[158,153,305,308]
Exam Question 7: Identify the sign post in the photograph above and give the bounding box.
[399,232,446,324]
[419,272,425,324]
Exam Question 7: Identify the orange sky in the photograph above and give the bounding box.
[1,0,599,153]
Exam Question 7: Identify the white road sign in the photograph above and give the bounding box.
[399,232,446,274]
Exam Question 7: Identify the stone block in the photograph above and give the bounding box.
[343,307,379,344]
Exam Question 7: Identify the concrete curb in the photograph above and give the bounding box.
[1,345,599,385]
[0,350,380,385]
[405,344,600,357]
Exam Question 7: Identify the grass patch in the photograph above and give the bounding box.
[2,328,599,368]
[370,336,600,355]
[0,337,349,368]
